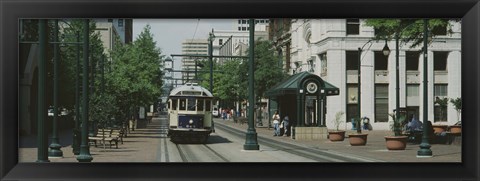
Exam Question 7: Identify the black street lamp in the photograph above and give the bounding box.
[243,19,260,150]
[48,19,63,158]
[357,40,390,133]
[417,19,433,157]
[73,30,81,155]
[36,19,50,162]
[76,19,93,162]
[383,19,432,157]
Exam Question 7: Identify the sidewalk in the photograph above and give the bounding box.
[19,117,461,162]
[216,118,462,162]
[19,120,164,162]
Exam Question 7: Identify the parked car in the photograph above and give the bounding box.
[212,107,219,118]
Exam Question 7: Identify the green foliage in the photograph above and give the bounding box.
[450,97,461,122]
[108,24,164,120]
[364,19,457,48]
[389,113,407,136]
[333,111,345,131]
[197,40,288,107]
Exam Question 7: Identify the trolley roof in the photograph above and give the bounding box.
[169,83,213,97]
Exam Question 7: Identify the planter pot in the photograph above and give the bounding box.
[348,133,368,146]
[328,131,346,141]
[448,125,462,134]
[385,136,408,150]
[432,125,448,134]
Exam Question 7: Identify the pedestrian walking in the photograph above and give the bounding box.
[283,116,290,136]
[272,111,280,136]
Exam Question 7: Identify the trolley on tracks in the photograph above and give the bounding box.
[166,83,214,143]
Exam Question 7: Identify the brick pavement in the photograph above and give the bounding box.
[218,117,461,162]
[18,116,461,162]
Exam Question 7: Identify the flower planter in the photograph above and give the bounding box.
[448,125,462,134]
[328,131,346,141]
[432,125,448,134]
[348,133,368,146]
[385,136,408,150]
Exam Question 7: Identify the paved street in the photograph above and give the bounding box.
[19,116,461,162]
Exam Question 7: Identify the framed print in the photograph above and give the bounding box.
[1,0,479,181]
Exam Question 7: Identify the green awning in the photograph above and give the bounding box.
[265,71,339,97]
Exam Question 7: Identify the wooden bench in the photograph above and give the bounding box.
[88,129,120,149]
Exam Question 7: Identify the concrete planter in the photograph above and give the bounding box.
[328,131,346,141]
[384,136,408,150]
[432,125,448,134]
[348,133,368,146]
[448,125,462,134]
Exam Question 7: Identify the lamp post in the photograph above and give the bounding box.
[357,40,390,133]
[208,30,216,133]
[382,19,432,156]
[48,19,63,158]
[36,19,50,162]
[243,19,260,150]
[384,32,402,136]
[417,19,433,157]
[76,19,93,162]
[73,30,81,155]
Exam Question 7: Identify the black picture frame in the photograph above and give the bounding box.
[1,0,479,180]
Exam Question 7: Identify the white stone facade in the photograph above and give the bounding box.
[288,19,461,130]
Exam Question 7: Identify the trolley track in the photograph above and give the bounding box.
[214,121,383,162]
[176,143,229,162]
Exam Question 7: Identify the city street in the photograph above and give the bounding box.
[19,115,461,163]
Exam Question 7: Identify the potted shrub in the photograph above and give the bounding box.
[432,97,449,134]
[328,111,345,141]
[449,97,462,134]
[385,113,408,150]
[348,117,368,146]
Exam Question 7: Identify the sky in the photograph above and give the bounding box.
[133,19,234,78]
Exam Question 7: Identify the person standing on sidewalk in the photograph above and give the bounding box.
[272,111,280,136]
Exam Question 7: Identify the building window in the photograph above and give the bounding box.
[434,84,448,122]
[374,51,388,70]
[347,84,358,122]
[242,27,247,31]
[238,20,241,24]
[375,84,389,122]
[308,58,315,72]
[406,51,420,71]
[118,19,123,27]
[406,84,420,118]
[434,51,448,71]
[242,20,246,24]
[406,84,420,106]
[319,53,327,76]
[346,51,359,70]
[238,27,241,31]
[219,39,223,45]
[346,19,360,35]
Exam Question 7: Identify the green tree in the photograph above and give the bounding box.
[108,24,164,123]
[364,19,457,48]
[240,40,287,100]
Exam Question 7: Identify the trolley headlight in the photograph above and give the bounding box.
[189,119,194,124]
